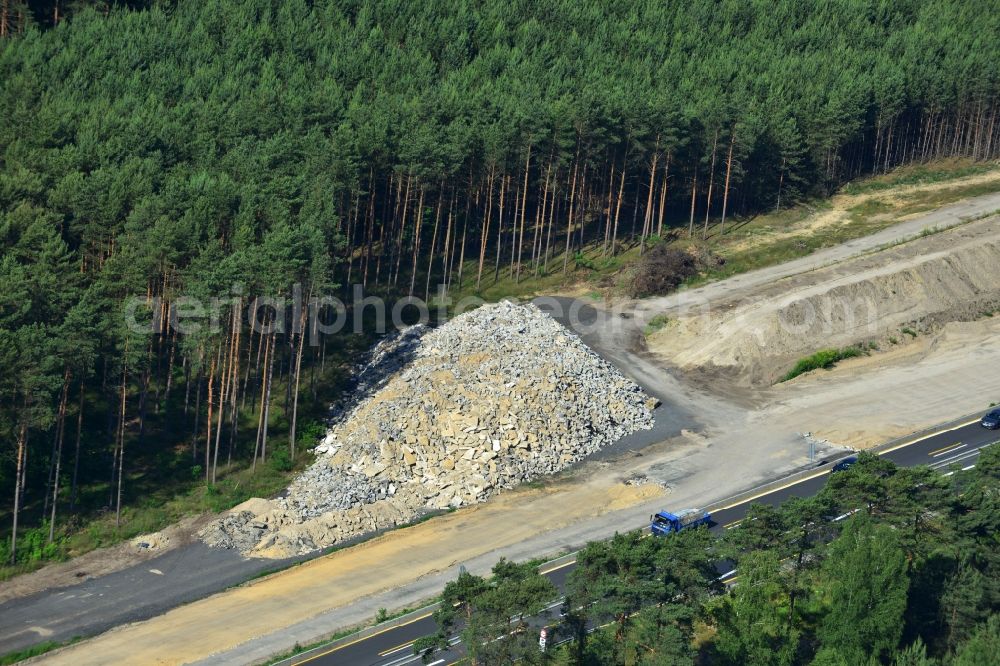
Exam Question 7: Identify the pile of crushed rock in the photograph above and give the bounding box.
[201,301,656,558]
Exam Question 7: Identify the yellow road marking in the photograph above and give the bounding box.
[928,441,963,457]
[538,559,577,576]
[723,520,742,529]
[715,418,978,515]
[294,611,433,663]
[377,637,416,656]
[714,469,831,513]
[879,418,979,455]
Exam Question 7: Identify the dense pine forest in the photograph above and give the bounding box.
[2,0,1000,568]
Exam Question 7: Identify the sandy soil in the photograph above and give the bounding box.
[645,216,1000,387]
[37,472,665,666]
[767,317,1000,447]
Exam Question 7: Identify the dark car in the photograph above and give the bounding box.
[982,408,1000,430]
[832,455,858,472]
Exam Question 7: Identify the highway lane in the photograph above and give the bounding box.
[281,418,997,666]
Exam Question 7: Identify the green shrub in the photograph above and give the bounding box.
[299,419,327,444]
[644,314,672,336]
[270,446,294,472]
[782,347,863,382]
[573,252,597,270]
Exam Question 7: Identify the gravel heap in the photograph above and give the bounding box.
[202,301,656,558]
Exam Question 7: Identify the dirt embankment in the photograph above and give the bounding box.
[647,216,1000,387]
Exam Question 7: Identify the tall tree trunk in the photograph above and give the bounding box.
[494,174,508,283]
[222,304,241,473]
[703,131,719,239]
[10,419,27,564]
[543,169,558,273]
[438,189,455,297]
[611,159,626,255]
[563,155,580,274]
[49,369,71,542]
[408,184,426,297]
[191,366,202,461]
[577,164,589,249]
[253,323,271,472]
[720,133,736,235]
[289,285,310,461]
[640,135,660,254]
[509,180,521,277]
[393,174,412,288]
[203,351,215,483]
[183,355,191,416]
[515,144,531,283]
[424,188,444,301]
[657,153,670,238]
[688,172,698,237]
[162,329,176,415]
[603,160,615,256]
[115,347,128,528]
[476,166,496,291]
[532,161,550,275]
[69,381,84,512]
[260,331,277,464]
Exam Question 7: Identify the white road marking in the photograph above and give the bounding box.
[149,569,164,576]
[931,443,967,457]
[930,448,983,470]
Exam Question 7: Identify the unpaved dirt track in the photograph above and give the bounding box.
[21,191,1000,665]
[633,191,1000,325]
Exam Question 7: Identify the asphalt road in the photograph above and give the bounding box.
[0,542,310,655]
[282,418,997,666]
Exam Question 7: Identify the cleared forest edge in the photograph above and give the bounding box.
[20,195,1000,666]
[646,216,1000,387]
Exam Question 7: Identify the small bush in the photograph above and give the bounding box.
[782,347,863,382]
[270,446,293,472]
[573,252,597,270]
[628,245,699,297]
[299,419,326,444]
[644,314,672,336]
[901,327,918,338]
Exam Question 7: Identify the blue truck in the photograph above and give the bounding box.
[650,508,711,536]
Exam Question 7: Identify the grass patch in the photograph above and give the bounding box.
[840,159,996,195]
[781,347,864,382]
[0,636,82,665]
[644,314,672,336]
